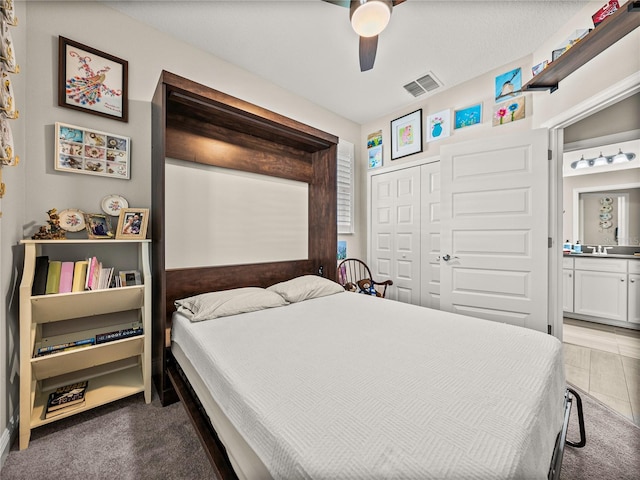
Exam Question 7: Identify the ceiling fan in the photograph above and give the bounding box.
[323,0,407,72]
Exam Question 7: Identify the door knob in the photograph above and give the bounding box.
[442,254,459,262]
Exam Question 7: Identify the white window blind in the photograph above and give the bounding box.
[337,140,354,234]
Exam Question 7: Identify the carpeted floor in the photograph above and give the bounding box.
[2,386,638,479]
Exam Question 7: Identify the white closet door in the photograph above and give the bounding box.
[420,162,441,309]
[440,129,549,332]
[371,166,421,304]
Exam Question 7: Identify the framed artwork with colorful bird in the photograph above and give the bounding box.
[58,36,128,122]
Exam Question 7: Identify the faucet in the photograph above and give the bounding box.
[603,247,611,255]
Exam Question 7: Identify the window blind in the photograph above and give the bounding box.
[337,140,354,234]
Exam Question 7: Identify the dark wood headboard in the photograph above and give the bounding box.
[151,71,339,405]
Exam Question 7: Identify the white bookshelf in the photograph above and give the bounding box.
[18,239,152,449]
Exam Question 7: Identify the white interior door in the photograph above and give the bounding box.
[420,162,441,309]
[440,129,549,332]
[371,166,421,304]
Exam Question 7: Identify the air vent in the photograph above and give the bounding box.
[403,72,442,98]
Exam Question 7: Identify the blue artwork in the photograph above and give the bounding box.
[454,104,482,129]
[495,68,522,103]
[337,240,347,260]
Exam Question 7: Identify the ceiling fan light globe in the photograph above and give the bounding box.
[351,1,391,37]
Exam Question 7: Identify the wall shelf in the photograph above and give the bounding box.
[523,1,640,93]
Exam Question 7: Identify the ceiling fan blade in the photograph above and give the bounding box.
[391,0,407,5]
[321,0,350,7]
[359,35,378,72]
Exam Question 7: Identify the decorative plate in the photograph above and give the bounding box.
[599,212,612,221]
[600,220,612,229]
[600,196,613,205]
[101,194,128,216]
[600,204,612,213]
[58,209,86,232]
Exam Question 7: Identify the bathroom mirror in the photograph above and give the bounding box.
[573,184,640,246]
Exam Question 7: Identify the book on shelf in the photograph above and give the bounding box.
[96,322,143,345]
[98,267,114,290]
[86,256,100,290]
[58,261,74,293]
[44,381,88,418]
[32,256,49,296]
[71,260,89,292]
[45,260,62,295]
[35,337,96,357]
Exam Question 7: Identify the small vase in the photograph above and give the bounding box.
[432,123,442,137]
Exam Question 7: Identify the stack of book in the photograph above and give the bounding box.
[44,381,88,419]
[32,256,119,295]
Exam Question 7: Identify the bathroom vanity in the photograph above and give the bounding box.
[563,253,640,328]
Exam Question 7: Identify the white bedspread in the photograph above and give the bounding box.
[172,292,565,479]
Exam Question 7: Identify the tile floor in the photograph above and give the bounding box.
[563,317,640,425]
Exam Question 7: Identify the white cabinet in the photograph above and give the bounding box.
[573,258,627,322]
[19,239,152,450]
[563,269,574,312]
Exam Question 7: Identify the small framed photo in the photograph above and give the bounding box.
[55,122,130,179]
[390,109,422,160]
[454,103,482,129]
[119,270,142,287]
[84,213,114,239]
[58,36,128,122]
[115,208,149,240]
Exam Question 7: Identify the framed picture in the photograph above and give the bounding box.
[426,109,451,142]
[84,213,114,239]
[55,122,130,179]
[495,67,522,103]
[119,270,142,287]
[493,97,526,126]
[115,208,149,240]
[391,109,422,160]
[454,103,482,129]
[58,36,128,122]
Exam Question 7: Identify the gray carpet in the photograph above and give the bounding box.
[2,386,638,479]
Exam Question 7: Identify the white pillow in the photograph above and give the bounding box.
[174,287,288,321]
[267,275,344,303]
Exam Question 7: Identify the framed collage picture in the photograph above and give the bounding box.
[55,122,130,179]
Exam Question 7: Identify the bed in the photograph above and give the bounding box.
[171,278,568,479]
[151,72,584,480]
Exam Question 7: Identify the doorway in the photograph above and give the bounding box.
[546,80,640,424]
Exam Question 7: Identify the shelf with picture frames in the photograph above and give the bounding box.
[523,1,640,93]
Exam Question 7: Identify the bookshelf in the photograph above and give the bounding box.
[18,239,152,449]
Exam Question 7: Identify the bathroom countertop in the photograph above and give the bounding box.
[563,253,640,260]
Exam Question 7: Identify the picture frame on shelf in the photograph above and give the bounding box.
[58,36,128,122]
[119,270,142,287]
[115,208,149,240]
[84,213,114,239]
[55,122,130,180]
[390,109,422,160]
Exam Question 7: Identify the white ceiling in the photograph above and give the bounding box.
[107,0,590,124]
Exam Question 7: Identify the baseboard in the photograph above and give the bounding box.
[0,409,18,470]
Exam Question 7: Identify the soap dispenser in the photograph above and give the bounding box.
[574,241,582,254]
[563,240,572,251]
